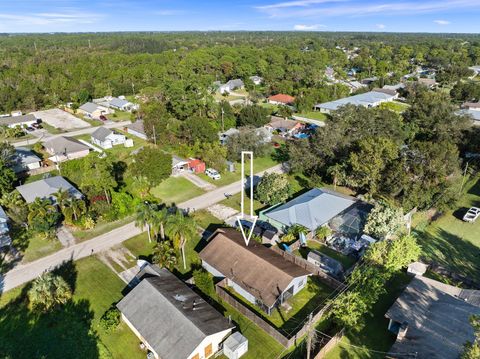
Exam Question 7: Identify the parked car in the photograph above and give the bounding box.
[205,168,221,180]
[463,207,480,222]
[99,115,108,121]
[25,126,35,132]
[32,123,42,129]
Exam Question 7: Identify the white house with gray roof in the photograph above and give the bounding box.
[0,206,11,249]
[16,176,83,204]
[91,127,127,149]
[12,147,42,173]
[43,136,90,163]
[117,266,233,359]
[259,188,357,233]
[314,90,397,113]
[0,114,38,128]
[218,79,244,94]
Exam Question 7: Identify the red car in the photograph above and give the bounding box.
[99,115,108,121]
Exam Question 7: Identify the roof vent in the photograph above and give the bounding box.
[173,294,188,302]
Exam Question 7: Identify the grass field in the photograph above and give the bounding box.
[0,256,144,359]
[295,111,328,121]
[150,176,206,206]
[191,210,224,230]
[21,235,63,263]
[378,101,410,113]
[413,176,480,282]
[324,272,412,359]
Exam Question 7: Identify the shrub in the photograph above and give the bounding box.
[193,269,216,298]
[99,307,121,332]
[315,226,332,241]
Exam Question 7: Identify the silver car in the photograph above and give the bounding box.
[463,207,480,222]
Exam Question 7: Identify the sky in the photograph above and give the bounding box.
[0,0,479,33]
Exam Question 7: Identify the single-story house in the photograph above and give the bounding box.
[218,79,244,94]
[361,76,378,85]
[124,120,147,140]
[218,128,240,145]
[249,76,263,85]
[16,175,83,204]
[463,102,480,111]
[199,228,311,315]
[0,206,11,249]
[267,94,295,106]
[78,102,113,120]
[385,276,480,359]
[314,90,397,114]
[458,109,480,122]
[0,114,37,129]
[417,78,437,89]
[43,136,90,163]
[371,87,398,97]
[12,147,42,173]
[259,188,358,234]
[94,96,138,112]
[265,116,303,136]
[383,83,406,92]
[307,250,344,278]
[91,127,127,149]
[117,265,233,359]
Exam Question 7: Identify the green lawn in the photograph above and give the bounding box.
[21,235,63,263]
[219,192,266,214]
[295,111,327,121]
[41,122,66,134]
[0,256,144,359]
[294,241,357,269]
[413,176,480,282]
[122,233,155,260]
[225,277,334,336]
[191,210,224,230]
[324,272,412,359]
[72,215,135,241]
[22,169,60,184]
[150,176,205,206]
[378,101,410,113]
[110,111,133,122]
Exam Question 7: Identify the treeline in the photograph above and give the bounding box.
[1,32,480,112]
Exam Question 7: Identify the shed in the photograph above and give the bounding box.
[223,332,248,359]
[226,161,235,172]
[187,158,206,174]
[307,250,344,277]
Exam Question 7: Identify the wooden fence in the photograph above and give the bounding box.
[270,246,346,291]
[314,328,345,358]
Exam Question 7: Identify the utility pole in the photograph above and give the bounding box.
[131,82,136,96]
[152,125,157,145]
[88,39,91,49]
[459,161,469,195]
[306,312,314,359]
[34,41,37,52]
[221,107,225,132]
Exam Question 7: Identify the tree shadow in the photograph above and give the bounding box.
[51,258,78,293]
[0,261,99,358]
[452,207,469,221]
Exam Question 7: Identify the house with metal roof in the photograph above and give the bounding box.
[259,188,358,233]
[117,266,233,359]
[0,206,11,249]
[43,136,90,163]
[91,126,126,149]
[218,128,240,145]
[199,228,311,315]
[0,114,37,129]
[385,275,480,359]
[16,175,83,204]
[314,90,397,113]
[249,75,263,85]
[12,147,41,173]
[457,109,480,122]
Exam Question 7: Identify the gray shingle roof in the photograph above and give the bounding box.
[386,276,480,358]
[0,114,36,126]
[263,188,356,231]
[117,268,232,359]
[16,176,83,204]
[43,136,90,155]
[12,147,41,172]
[109,97,130,108]
[91,126,113,141]
[126,120,145,135]
[79,102,100,114]
[314,91,396,111]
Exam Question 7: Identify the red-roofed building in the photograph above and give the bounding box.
[187,158,206,174]
[268,94,295,105]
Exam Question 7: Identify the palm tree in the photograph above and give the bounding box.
[28,272,72,312]
[62,198,87,222]
[28,198,56,224]
[166,210,197,270]
[135,202,155,242]
[151,207,169,240]
[53,188,70,211]
[0,190,28,224]
[152,240,177,270]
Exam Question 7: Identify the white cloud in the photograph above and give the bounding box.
[376,24,386,29]
[434,19,450,25]
[256,0,480,19]
[154,10,185,16]
[294,24,325,30]
[0,11,102,26]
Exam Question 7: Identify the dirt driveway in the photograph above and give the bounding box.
[32,108,91,130]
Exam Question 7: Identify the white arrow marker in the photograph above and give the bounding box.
[237,151,257,246]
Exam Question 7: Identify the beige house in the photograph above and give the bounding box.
[78,102,114,120]
[43,136,90,163]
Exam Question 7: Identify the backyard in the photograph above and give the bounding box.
[378,101,410,113]
[0,256,144,359]
[294,240,357,270]
[295,111,328,121]
[413,175,480,282]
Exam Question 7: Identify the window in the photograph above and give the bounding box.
[298,279,305,288]
[192,354,199,359]
[204,343,213,358]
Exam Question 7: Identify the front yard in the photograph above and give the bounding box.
[150,176,206,205]
[0,256,144,359]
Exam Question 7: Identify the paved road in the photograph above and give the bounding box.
[12,121,131,147]
[178,163,285,211]
[0,163,284,292]
[0,222,141,292]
